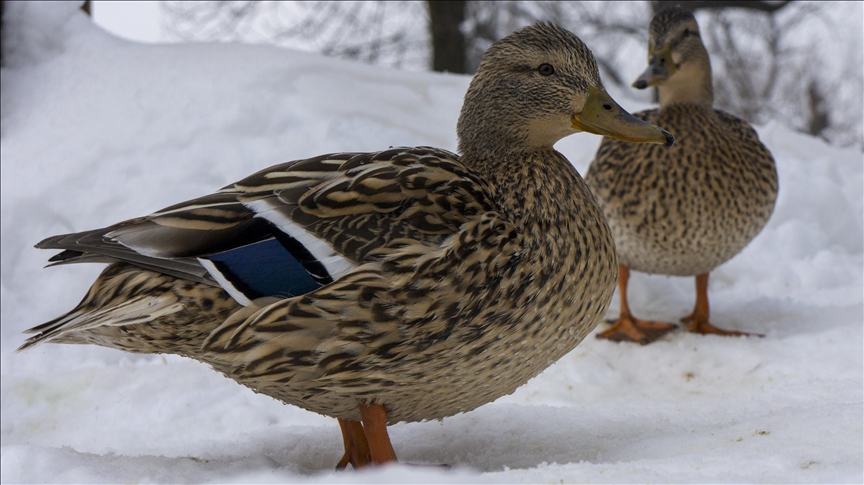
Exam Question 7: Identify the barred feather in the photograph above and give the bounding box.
[584,8,778,277]
[25,24,636,432]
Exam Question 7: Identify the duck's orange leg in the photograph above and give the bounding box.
[335,418,372,470]
[681,273,763,337]
[358,403,398,465]
[597,265,677,344]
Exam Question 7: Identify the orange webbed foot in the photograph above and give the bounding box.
[335,408,450,470]
[679,273,763,338]
[336,418,372,470]
[597,316,677,344]
[681,314,764,338]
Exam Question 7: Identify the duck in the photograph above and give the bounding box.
[584,7,779,344]
[20,23,672,468]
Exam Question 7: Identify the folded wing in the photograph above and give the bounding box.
[37,147,496,305]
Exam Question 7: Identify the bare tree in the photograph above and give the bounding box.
[162,1,260,42]
[162,1,429,70]
[806,81,829,140]
[429,1,466,73]
[159,0,862,149]
[690,2,860,143]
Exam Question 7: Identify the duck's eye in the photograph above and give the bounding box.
[683,28,690,37]
[538,63,555,76]
[602,103,613,111]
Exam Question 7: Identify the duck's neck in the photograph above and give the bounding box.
[463,149,583,227]
[658,50,714,108]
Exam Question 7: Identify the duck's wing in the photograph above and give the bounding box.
[37,147,496,305]
[36,191,263,286]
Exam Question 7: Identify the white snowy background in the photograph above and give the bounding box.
[1,2,862,483]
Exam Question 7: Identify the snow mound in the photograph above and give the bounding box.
[2,2,861,483]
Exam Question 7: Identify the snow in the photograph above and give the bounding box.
[1,2,862,483]
[91,1,163,44]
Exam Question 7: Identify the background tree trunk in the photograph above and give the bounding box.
[428,1,466,73]
[1,0,5,66]
[806,81,829,139]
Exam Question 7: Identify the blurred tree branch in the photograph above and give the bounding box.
[653,1,792,14]
[159,0,861,149]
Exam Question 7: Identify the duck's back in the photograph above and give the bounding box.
[585,104,778,276]
[26,147,617,425]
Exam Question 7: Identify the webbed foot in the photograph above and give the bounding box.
[335,418,371,470]
[681,314,763,338]
[597,316,677,344]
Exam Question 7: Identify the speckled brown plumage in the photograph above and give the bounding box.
[199,150,617,424]
[586,106,777,276]
[22,22,671,466]
[584,7,778,342]
[22,262,241,355]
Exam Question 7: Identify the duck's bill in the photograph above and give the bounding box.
[633,46,675,89]
[572,85,674,147]
[633,65,665,89]
[632,60,669,89]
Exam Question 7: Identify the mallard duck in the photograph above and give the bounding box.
[584,7,778,344]
[20,23,672,468]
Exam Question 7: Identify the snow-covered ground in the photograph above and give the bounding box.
[1,2,861,483]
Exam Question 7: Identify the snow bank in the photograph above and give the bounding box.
[1,2,861,483]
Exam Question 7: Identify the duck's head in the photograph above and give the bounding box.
[633,7,713,107]
[457,22,673,160]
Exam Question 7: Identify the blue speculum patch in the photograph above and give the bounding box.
[205,237,324,300]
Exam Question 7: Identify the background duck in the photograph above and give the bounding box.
[585,7,779,344]
[20,23,671,468]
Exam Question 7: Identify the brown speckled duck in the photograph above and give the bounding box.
[20,23,672,468]
[585,7,778,344]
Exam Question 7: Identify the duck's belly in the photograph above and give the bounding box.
[608,201,763,276]
[215,301,608,424]
[600,167,774,276]
[590,155,775,277]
